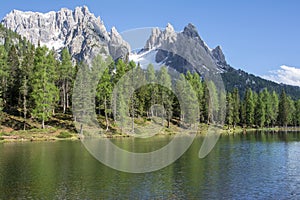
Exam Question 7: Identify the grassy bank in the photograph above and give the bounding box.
[1,113,300,143]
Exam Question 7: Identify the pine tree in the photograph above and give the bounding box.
[254,91,265,127]
[202,82,209,123]
[225,92,234,127]
[270,91,279,126]
[287,96,296,126]
[175,73,198,127]
[112,59,127,122]
[0,46,8,111]
[7,45,21,107]
[72,62,94,124]
[207,80,219,124]
[58,48,73,113]
[186,72,203,122]
[240,101,246,127]
[96,60,113,131]
[244,88,255,127]
[262,89,272,127]
[278,90,289,127]
[20,44,34,130]
[134,65,147,118]
[232,88,240,127]
[30,47,58,129]
[145,64,157,118]
[295,99,300,127]
[158,66,173,127]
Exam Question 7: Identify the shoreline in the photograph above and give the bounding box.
[1,125,300,144]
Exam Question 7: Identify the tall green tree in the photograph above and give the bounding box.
[295,99,300,127]
[262,89,272,127]
[158,66,173,128]
[7,45,21,107]
[244,88,255,127]
[206,80,219,124]
[278,90,289,127]
[96,59,113,131]
[225,92,234,127]
[145,64,157,118]
[58,48,73,113]
[30,47,58,129]
[20,44,35,130]
[186,72,203,122]
[232,88,240,127]
[254,91,265,127]
[270,91,279,126]
[0,46,8,112]
[176,73,198,127]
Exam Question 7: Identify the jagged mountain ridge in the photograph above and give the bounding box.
[1,6,130,61]
[130,23,231,74]
[130,23,300,98]
[1,6,300,99]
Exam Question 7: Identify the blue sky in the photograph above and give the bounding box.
[1,0,300,81]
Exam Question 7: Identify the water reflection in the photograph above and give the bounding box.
[0,131,299,199]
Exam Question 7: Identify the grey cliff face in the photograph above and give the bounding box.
[212,46,226,64]
[141,23,230,74]
[1,6,130,61]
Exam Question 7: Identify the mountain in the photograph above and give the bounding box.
[1,6,130,61]
[1,6,300,99]
[130,23,300,99]
[130,23,231,74]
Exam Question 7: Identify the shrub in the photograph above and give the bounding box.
[56,131,72,138]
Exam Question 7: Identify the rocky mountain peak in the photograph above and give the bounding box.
[1,6,129,61]
[109,26,130,60]
[165,23,175,33]
[144,23,177,50]
[182,23,200,38]
[212,45,226,64]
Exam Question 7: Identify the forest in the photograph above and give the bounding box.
[0,30,300,135]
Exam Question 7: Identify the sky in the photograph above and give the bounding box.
[1,0,300,85]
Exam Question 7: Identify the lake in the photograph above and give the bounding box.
[0,131,300,199]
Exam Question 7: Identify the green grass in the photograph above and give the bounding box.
[56,131,73,138]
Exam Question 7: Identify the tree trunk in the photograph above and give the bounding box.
[42,119,45,129]
[131,96,135,133]
[23,78,27,130]
[104,96,109,131]
[113,90,117,122]
[66,80,69,109]
[62,80,66,113]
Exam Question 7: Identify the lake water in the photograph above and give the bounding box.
[0,131,300,199]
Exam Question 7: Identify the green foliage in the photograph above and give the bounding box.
[244,88,255,127]
[254,92,265,127]
[0,24,299,132]
[56,131,72,138]
[30,47,59,128]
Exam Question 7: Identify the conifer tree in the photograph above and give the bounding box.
[158,66,173,127]
[31,47,58,129]
[254,91,265,127]
[0,46,8,111]
[58,48,73,113]
[244,88,255,127]
[225,92,234,127]
[232,88,240,127]
[278,90,289,127]
[270,91,279,126]
[20,44,34,130]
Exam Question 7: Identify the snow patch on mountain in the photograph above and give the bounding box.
[129,49,165,70]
